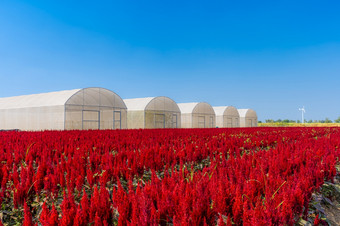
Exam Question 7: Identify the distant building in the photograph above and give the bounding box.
[124,97,181,129]
[213,106,240,128]
[238,109,258,127]
[178,102,216,128]
[0,87,127,131]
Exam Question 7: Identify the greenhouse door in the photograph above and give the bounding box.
[155,114,165,128]
[82,110,100,130]
[113,111,121,129]
[248,119,253,127]
[210,116,214,128]
[227,118,232,127]
[198,116,205,128]
[172,114,177,128]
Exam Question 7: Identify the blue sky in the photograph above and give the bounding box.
[0,0,339,121]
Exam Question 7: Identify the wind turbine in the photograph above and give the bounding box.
[299,106,305,123]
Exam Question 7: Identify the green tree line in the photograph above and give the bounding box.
[259,116,340,124]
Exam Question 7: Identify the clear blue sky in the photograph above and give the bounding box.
[1,0,339,121]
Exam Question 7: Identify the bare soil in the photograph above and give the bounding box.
[298,167,340,226]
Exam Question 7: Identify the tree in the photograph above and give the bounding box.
[335,117,340,123]
[325,118,332,123]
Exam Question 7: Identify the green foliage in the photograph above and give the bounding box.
[335,117,340,123]
[262,118,337,124]
[264,119,297,124]
[325,118,333,123]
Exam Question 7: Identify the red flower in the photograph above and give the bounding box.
[23,201,34,226]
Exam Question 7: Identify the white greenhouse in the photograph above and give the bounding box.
[238,109,258,127]
[124,97,181,129]
[178,102,216,128]
[0,87,127,131]
[213,106,240,128]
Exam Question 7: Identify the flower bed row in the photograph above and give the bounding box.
[0,127,339,225]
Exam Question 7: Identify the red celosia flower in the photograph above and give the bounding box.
[23,201,34,226]
[49,204,59,226]
[314,214,321,226]
[39,202,50,225]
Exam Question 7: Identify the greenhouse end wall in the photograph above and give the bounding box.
[191,114,215,128]
[180,113,215,128]
[216,116,239,128]
[144,111,180,129]
[228,116,240,128]
[238,109,258,128]
[240,118,258,127]
[125,96,181,129]
[179,102,216,128]
[65,105,127,130]
[63,87,128,130]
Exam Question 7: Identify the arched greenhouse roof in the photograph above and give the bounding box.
[124,97,180,112]
[0,87,126,109]
[213,106,239,117]
[178,102,215,115]
[238,109,257,118]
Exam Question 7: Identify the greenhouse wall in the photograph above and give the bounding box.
[0,106,65,131]
[238,109,258,127]
[125,97,181,129]
[191,114,215,128]
[127,111,145,129]
[178,102,216,128]
[0,87,127,131]
[64,88,127,130]
[214,106,240,128]
[180,113,192,128]
[144,111,180,128]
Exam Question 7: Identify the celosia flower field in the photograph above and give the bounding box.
[0,127,339,225]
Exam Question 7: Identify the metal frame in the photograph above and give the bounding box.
[172,114,178,128]
[248,119,253,127]
[65,104,122,108]
[192,112,215,128]
[224,116,232,128]
[234,117,239,127]
[154,113,165,128]
[61,87,127,130]
[198,116,205,128]
[210,116,214,128]
[113,110,121,129]
[82,110,100,130]
[143,110,180,129]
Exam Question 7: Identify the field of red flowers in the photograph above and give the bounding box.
[0,127,339,225]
